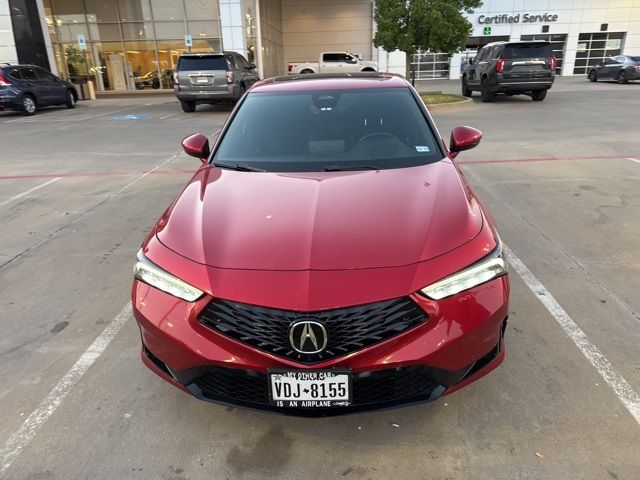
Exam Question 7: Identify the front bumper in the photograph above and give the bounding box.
[133,260,509,415]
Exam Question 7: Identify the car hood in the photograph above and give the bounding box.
[156,161,482,271]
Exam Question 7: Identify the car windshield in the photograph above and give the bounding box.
[504,43,552,59]
[178,55,227,71]
[212,88,442,172]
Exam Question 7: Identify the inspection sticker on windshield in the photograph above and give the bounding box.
[415,146,430,152]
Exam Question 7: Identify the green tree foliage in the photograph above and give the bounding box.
[374,0,482,75]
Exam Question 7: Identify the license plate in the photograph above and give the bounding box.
[196,76,208,83]
[269,369,352,408]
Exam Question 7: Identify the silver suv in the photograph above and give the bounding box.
[174,51,259,112]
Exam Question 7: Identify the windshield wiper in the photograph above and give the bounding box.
[212,162,265,172]
[323,165,380,172]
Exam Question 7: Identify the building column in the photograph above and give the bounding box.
[219,0,248,57]
[35,0,56,75]
[0,0,18,64]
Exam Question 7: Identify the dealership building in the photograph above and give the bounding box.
[1,0,639,91]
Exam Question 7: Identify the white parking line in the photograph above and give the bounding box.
[625,157,640,165]
[505,245,640,426]
[0,303,132,474]
[0,177,61,208]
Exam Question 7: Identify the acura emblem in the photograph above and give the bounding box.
[289,319,328,354]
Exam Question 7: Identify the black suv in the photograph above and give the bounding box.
[462,41,556,102]
[0,64,77,115]
[174,51,259,112]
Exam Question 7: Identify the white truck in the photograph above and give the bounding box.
[288,52,378,74]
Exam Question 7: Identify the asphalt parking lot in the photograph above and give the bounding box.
[1,77,639,479]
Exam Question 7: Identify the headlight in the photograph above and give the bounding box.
[133,250,203,302]
[419,242,507,300]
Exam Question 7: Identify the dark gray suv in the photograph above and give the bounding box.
[0,63,77,115]
[462,41,556,102]
[174,51,259,112]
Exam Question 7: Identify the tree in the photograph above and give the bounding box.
[373,0,482,78]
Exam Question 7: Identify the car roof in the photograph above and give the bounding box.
[250,72,410,93]
[178,51,237,57]
[482,40,551,48]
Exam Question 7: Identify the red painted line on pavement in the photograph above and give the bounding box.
[458,154,638,165]
[0,169,196,181]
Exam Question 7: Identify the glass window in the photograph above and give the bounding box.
[213,88,442,172]
[150,0,184,20]
[89,23,122,41]
[185,0,218,20]
[84,0,118,22]
[153,21,186,39]
[187,20,219,39]
[8,68,23,79]
[177,54,228,71]
[21,68,38,80]
[117,0,152,21]
[54,22,89,43]
[49,0,85,23]
[191,38,221,52]
[34,67,54,79]
[503,43,552,59]
[120,22,155,40]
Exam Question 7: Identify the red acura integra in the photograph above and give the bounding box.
[132,73,509,416]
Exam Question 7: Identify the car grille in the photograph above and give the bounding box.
[191,365,441,411]
[198,297,427,364]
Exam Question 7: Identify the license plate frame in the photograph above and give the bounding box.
[268,368,352,408]
[196,76,209,83]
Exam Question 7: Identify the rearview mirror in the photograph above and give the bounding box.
[449,126,482,154]
[182,133,210,161]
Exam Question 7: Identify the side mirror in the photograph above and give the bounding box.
[182,133,210,161]
[249,63,257,69]
[468,57,474,65]
[449,126,482,154]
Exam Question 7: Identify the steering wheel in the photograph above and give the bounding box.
[357,132,400,144]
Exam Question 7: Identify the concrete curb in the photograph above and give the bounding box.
[425,97,473,111]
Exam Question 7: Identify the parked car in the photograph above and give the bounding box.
[135,69,173,89]
[288,52,378,74]
[0,63,77,115]
[174,51,259,112]
[133,72,510,416]
[588,55,640,83]
[461,40,556,102]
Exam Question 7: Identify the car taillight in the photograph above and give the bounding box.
[635,65,640,69]
[0,72,11,86]
[226,71,233,84]
[288,63,293,72]
[173,72,178,85]
[550,56,557,71]
[496,59,504,73]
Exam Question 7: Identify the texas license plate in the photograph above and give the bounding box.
[196,76,208,83]
[269,369,352,408]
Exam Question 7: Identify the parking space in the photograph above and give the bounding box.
[1,78,639,479]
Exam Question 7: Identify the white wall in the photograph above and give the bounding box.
[0,0,18,64]
[281,0,374,71]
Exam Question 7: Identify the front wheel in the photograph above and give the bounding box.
[461,77,472,97]
[21,95,37,116]
[480,79,493,102]
[616,70,628,84]
[588,70,597,82]
[65,90,76,109]
[531,89,547,101]
[180,101,196,113]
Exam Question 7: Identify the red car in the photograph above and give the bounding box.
[133,73,509,416]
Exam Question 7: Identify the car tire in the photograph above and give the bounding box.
[480,78,493,103]
[588,70,597,82]
[65,90,76,109]
[461,76,472,97]
[300,69,314,74]
[20,94,37,116]
[180,101,196,113]
[531,89,547,101]
[616,70,628,84]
